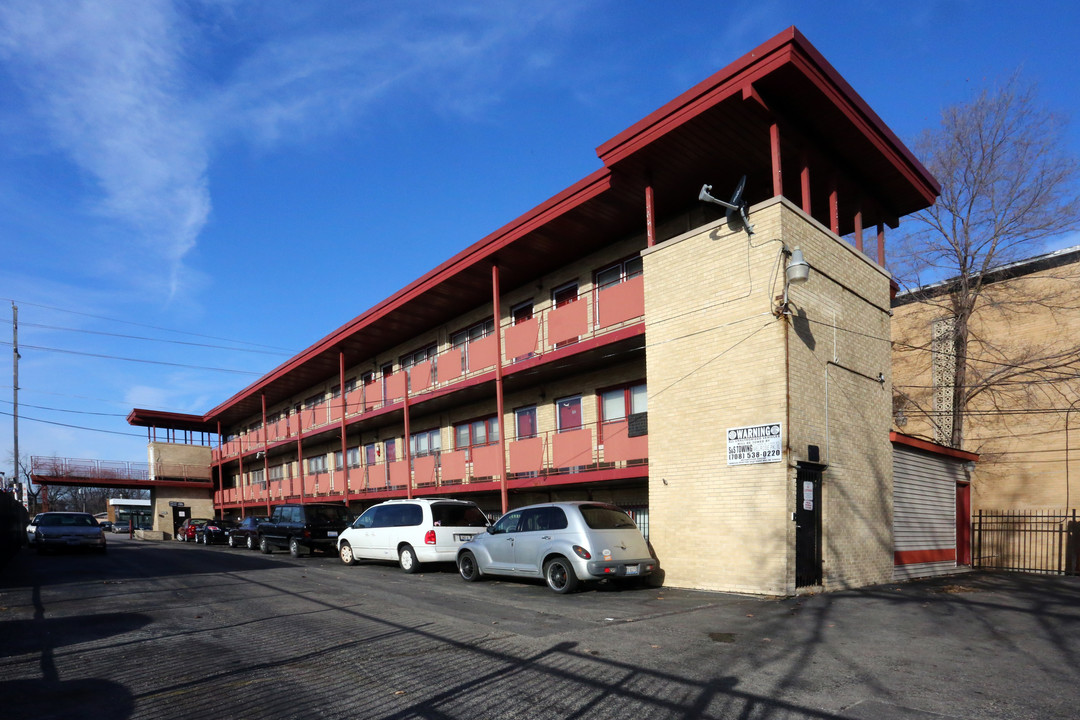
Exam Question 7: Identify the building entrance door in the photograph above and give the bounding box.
[795,466,822,587]
[172,507,187,537]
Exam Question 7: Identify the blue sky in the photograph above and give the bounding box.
[1,0,1078,476]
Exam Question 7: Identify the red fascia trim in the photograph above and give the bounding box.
[202,168,613,422]
[890,431,979,462]
[894,548,956,566]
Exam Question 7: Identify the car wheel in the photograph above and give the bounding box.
[399,544,420,573]
[259,536,273,554]
[458,551,482,582]
[289,537,303,558]
[228,535,236,548]
[544,557,579,594]
[246,535,256,551]
[339,542,357,566]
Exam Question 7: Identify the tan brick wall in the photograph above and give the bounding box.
[892,257,1080,511]
[645,197,894,594]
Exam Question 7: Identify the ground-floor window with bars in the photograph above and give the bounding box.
[623,506,649,541]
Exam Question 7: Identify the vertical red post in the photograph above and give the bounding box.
[403,383,413,501]
[800,153,811,214]
[770,122,782,197]
[645,184,656,248]
[829,176,839,235]
[261,393,269,513]
[236,440,243,515]
[854,207,864,252]
[339,351,349,500]
[877,223,886,267]
[492,264,508,514]
[297,426,304,503]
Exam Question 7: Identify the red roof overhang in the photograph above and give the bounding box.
[132,27,940,432]
[890,431,980,463]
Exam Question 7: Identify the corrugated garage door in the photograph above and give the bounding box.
[893,445,962,580]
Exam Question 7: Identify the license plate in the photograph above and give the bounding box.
[327,531,338,537]
[455,534,474,542]
[625,565,640,576]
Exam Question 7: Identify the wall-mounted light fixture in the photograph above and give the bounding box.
[778,246,810,315]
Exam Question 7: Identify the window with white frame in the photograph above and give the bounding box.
[269,464,285,481]
[595,255,643,291]
[307,455,328,474]
[410,428,442,458]
[346,446,361,468]
[599,382,647,424]
[454,416,499,457]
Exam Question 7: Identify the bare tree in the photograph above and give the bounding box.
[892,74,1080,447]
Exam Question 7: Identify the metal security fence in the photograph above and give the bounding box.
[973,509,1079,576]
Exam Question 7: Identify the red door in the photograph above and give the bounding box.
[956,482,971,565]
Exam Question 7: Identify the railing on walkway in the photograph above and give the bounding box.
[973,509,1079,575]
[214,278,645,462]
[31,456,211,483]
[216,419,648,506]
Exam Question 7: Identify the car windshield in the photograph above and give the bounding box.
[432,504,489,528]
[579,505,638,530]
[38,514,96,527]
[308,506,348,523]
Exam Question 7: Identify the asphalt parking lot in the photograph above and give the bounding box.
[2,534,1078,720]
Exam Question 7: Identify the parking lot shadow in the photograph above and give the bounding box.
[1,678,134,719]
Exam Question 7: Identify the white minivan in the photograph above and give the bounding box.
[337,498,490,573]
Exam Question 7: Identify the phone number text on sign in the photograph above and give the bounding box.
[726,423,782,465]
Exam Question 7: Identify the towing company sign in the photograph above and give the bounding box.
[726,423,782,465]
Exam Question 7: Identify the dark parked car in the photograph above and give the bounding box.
[175,518,209,542]
[226,516,267,549]
[195,518,236,545]
[258,503,350,557]
[98,520,113,531]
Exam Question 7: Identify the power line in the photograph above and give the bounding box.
[0,319,292,357]
[0,340,263,376]
[0,409,145,438]
[0,398,127,417]
[0,296,296,353]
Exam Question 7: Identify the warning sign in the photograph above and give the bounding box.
[726,423,782,465]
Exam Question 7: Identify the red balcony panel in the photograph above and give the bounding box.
[345,389,363,416]
[468,335,497,372]
[368,463,388,490]
[271,480,283,498]
[505,318,539,360]
[554,428,593,468]
[364,382,383,410]
[441,450,467,482]
[214,490,222,504]
[548,300,588,347]
[602,420,649,462]
[414,455,437,485]
[471,444,501,479]
[597,275,645,328]
[389,460,409,487]
[411,360,433,393]
[304,474,318,496]
[509,437,544,474]
[386,372,407,402]
[329,402,343,423]
[437,348,464,384]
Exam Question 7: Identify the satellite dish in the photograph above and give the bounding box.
[698,175,753,236]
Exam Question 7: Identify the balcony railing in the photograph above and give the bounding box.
[31,457,211,483]
[213,277,644,463]
[216,417,647,507]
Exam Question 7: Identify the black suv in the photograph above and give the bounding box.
[227,515,267,549]
[258,503,350,557]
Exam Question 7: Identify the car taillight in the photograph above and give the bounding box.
[303,529,311,539]
[425,530,436,545]
[572,545,591,560]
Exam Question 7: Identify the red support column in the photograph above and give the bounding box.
[297,427,304,503]
[403,382,413,500]
[877,223,886,267]
[800,153,811,214]
[339,351,349,500]
[216,421,223,515]
[645,184,656,248]
[829,176,839,235]
[492,264,509,515]
[770,122,782,197]
[262,393,269,515]
[237,438,243,514]
[854,207,864,252]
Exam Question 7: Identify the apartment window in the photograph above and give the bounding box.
[346,446,361,468]
[385,439,397,463]
[556,396,582,432]
[307,455,328,474]
[410,428,442,458]
[454,416,499,454]
[330,384,341,399]
[304,393,325,409]
[364,443,379,466]
[269,464,285,481]
[401,344,437,369]
[515,406,538,439]
[595,255,643,291]
[599,382,647,423]
[510,301,535,361]
[249,468,265,485]
[450,319,495,374]
[333,450,343,471]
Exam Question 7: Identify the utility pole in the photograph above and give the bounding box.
[12,302,19,495]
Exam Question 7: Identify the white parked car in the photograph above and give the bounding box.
[25,513,42,546]
[337,498,489,573]
[31,512,108,555]
[457,502,657,593]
